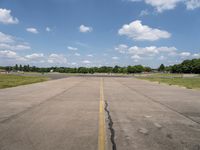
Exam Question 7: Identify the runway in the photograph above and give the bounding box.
[0,77,200,150]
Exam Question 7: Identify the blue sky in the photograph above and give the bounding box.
[0,0,200,68]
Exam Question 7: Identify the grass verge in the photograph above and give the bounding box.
[0,74,49,89]
[140,77,200,90]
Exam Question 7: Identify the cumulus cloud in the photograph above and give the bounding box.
[118,20,171,41]
[115,44,199,63]
[71,62,77,65]
[185,0,200,10]
[74,52,80,56]
[192,53,200,58]
[128,0,200,12]
[180,52,191,57]
[0,32,31,51]
[112,56,119,60]
[48,54,67,64]
[128,46,177,56]
[26,28,39,34]
[159,55,166,60]
[0,50,17,58]
[115,44,128,54]
[87,54,93,57]
[131,54,141,59]
[25,53,44,60]
[0,32,15,43]
[0,50,26,62]
[145,0,181,12]
[115,44,183,60]
[82,60,91,64]
[79,25,93,33]
[139,9,149,16]
[46,27,51,32]
[0,8,19,24]
[68,46,78,51]
[0,43,31,51]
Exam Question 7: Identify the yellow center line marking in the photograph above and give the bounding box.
[98,78,106,150]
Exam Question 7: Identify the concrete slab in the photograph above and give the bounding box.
[0,77,200,150]
[104,78,200,150]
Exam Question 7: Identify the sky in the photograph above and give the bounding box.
[0,0,200,68]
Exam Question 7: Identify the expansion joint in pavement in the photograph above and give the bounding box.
[104,101,117,150]
[0,80,84,124]
[116,79,200,125]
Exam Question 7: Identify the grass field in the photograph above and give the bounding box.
[139,74,200,90]
[0,74,49,89]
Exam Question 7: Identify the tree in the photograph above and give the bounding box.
[19,64,23,71]
[14,64,19,71]
[112,65,120,73]
[158,64,165,72]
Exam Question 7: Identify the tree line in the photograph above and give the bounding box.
[158,58,200,74]
[1,58,199,74]
[0,64,152,74]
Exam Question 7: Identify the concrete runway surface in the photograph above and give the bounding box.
[0,77,200,150]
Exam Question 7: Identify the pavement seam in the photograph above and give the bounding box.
[104,101,117,150]
[115,79,200,125]
[0,79,85,124]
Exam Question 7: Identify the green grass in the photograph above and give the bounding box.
[140,77,200,90]
[134,73,184,78]
[0,74,49,89]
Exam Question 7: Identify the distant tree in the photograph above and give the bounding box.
[14,64,19,71]
[134,65,144,73]
[112,65,120,73]
[144,67,152,72]
[78,67,88,74]
[158,64,165,72]
[19,64,23,71]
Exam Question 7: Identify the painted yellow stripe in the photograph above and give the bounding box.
[98,78,106,150]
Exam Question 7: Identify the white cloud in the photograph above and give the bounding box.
[192,53,200,58]
[0,8,19,24]
[112,56,119,60]
[48,53,67,64]
[79,25,93,33]
[26,28,39,34]
[128,0,200,12]
[0,32,15,43]
[115,44,198,65]
[0,50,17,58]
[0,32,31,51]
[139,9,149,16]
[46,27,51,32]
[118,20,171,41]
[74,52,80,56]
[0,43,31,51]
[145,0,181,12]
[0,50,26,61]
[82,60,91,64]
[87,54,93,57]
[128,46,177,56]
[115,44,128,53]
[159,55,166,60]
[68,46,78,51]
[25,53,44,60]
[131,54,141,59]
[71,62,77,65]
[180,52,191,57]
[185,0,200,10]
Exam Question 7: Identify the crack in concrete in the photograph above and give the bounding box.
[104,101,117,150]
